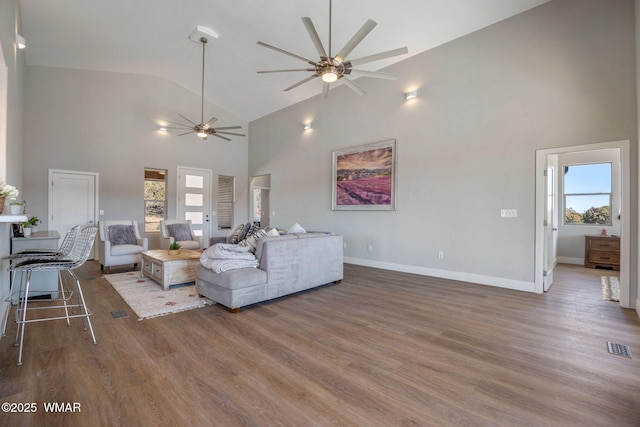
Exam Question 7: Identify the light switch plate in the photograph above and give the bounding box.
[501,209,517,218]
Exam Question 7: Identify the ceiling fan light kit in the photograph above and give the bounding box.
[164,27,244,141]
[257,0,408,99]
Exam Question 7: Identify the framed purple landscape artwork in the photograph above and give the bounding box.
[332,139,397,211]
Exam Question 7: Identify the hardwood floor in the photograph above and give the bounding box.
[0,262,638,426]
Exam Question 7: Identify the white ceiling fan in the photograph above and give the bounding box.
[257,0,408,98]
[166,30,245,141]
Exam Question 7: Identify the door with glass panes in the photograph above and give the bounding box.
[177,167,211,248]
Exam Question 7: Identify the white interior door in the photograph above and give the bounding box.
[543,157,558,291]
[49,170,98,258]
[177,167,211,248]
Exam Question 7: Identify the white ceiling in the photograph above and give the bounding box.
[19,0,549,122]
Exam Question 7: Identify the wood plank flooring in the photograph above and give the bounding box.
[0,262,638,426]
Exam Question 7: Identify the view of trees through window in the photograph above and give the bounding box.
[563,163,611,225]
[144,168,167,232]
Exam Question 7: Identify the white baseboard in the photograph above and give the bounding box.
[557,257,584,265]
[343,257,536,293]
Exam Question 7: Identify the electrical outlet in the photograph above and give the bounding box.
[343,242,347,249]
[500,209,518,218]
[438,251,444,259]
[367,244,373,252]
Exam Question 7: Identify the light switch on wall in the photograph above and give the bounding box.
[500,209,517,218]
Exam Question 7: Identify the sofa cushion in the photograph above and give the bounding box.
[195,265,267,290]
[254,235,297,261]
[110,244,143,255]
[109,225,136,245]
[167,223,192,241]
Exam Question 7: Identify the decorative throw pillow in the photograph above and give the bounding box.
[288,223,306,234]
[239,228,268,253]
[242,223,261,241]
[266,227,280,237]
[109,225,137,245]
[238,222,252,242]
[229,223,245,244]
[167,223,192,241]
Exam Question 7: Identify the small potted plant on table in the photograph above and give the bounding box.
[168,242,181,255]
[27,215,41,232]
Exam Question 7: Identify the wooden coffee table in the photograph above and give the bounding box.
[141,249,201,290]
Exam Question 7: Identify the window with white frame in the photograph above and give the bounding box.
[563,162,611,225]
[144,168,167,233]
[217,175,234,230]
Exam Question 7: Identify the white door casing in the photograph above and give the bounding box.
[543,157,558,292]
[535,141,630,308]
[177,167,211,248]
[48,169,99,258]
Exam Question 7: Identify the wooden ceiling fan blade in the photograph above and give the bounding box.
[177,113,198,127]
[340,76,366,96]
[164,125,193,131]
[348,70,398,80]
[204,116,218,126]
[347,46,408,67]
[257,41,320,66]
[212,133,232,141]
[334,19,377,63]
[284,74,319,92]
[257,69,316,74]
[322,82,330,99]
[302,17,328,59]
[215,131,246,137]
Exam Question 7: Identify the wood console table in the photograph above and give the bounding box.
[584,235,620,271]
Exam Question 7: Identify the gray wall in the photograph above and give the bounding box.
[22,66,249,247]
[249,0,637,291]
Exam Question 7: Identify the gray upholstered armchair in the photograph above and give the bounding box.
[98,220,148,273]
[160,219,201,250]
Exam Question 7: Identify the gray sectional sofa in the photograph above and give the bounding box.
[195,233,343,312]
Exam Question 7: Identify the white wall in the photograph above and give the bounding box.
[249,0,638,292]
[556,149,621,264]
[0,0,25,191]
[22,66,249,247]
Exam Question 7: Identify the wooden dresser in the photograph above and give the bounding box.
[584,235,620,271]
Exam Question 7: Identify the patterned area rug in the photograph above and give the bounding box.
[103,272,214,320]
[601,276,620,302]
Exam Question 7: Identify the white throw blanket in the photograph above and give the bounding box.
[200,243,259,273]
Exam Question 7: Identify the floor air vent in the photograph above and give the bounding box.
[110,310,128,319]
[607,342,632,358]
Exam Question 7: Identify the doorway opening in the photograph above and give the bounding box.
[250,175,270,228]
[535,140,630,308]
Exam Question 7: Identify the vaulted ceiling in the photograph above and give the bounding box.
[19,0,550,121]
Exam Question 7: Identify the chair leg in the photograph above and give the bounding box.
[69,270,96,345]
[16,270,32,366]
[59,271,71,326]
